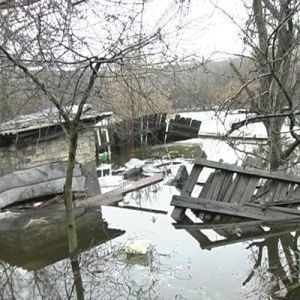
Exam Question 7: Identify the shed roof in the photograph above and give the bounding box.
[0,105,112,136]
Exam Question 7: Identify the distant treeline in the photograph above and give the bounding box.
[0,57,261,123]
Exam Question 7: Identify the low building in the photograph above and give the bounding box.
[0,105,112,201]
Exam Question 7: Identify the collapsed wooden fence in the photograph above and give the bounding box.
[171,151,300,249]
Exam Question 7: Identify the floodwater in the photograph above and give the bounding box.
[1,111,300,299]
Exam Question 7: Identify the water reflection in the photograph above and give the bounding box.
[3,141,300,298]
[245,230,300,299]
[0,207,124,270]
[176,220,300,299]
[3,201,300,299]
[0,207,125,299]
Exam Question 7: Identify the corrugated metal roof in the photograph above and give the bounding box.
[0,105,112,136]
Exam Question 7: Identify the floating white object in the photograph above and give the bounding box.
[124,239,152,255]
[24,218,49,228]
[125,158,145,170]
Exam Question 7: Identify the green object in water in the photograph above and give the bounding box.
[99,151,108,162]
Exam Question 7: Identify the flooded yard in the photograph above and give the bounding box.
[0,112,299,299]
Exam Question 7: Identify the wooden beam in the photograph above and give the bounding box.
[201,225,300,250]
[265,198,300,206]
[173,218,300,230]
[194,158,300,184]
[171,195,300,220]
[78,174,164,207]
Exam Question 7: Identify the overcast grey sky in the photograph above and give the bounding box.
[143,0,248,60]
[73,0,249,63]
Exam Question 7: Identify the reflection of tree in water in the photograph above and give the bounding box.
[0,241,169,300]
[245,231,300,299]
[124,183,162,207]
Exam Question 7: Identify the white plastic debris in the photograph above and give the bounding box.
[124,239,152,255]
[124,158,145,169]
[0,211,20,219]
[24,218,49,229]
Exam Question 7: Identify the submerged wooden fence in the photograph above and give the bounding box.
[171,151,300,249]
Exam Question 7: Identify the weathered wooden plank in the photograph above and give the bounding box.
[0,177,86,209]
[264,197,300,206]
[256,180,289,206]
[198,172,215,198]
[173,217,300,230]
[194,158,300,184]
[271,182,289,202]
[246,202,300,216]
[224,175,251,204]
[171,207,186,222]
[172,151,207,221]
[241,177,260,203]
[211,174,252,223]
[205,171,235,223]
[200,224,300,250]
[216,171,234,201]
[182,150,207,196]
[118,174,163,195]
[209,172,226,200]
[79,174,163,207]
[261,181,279,203]
[0,162,82,194]
[289,185,300,195]
[171,195,299,220]
[195,172,217,221]
[278,183,292,200]
[182,165,203,196]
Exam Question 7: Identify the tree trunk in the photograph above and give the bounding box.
[64,122,85,299]
[265,118,284,170]
[71,256,85,300]
[64,124,79,255]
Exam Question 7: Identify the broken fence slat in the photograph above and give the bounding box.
[172,151,206,222]
[194,158,300,184]
[242,177,260,203]
[171,195,299,221]
[182,164,203,196]
[182,150,207,196]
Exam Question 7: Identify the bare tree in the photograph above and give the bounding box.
[219,0,300,170]
[0,1,171,298]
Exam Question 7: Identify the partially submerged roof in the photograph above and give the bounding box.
[0,104,112,136]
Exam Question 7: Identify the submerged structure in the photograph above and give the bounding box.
[0,207,124,270]
[171,151,300,249]
[0,105,112,208]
